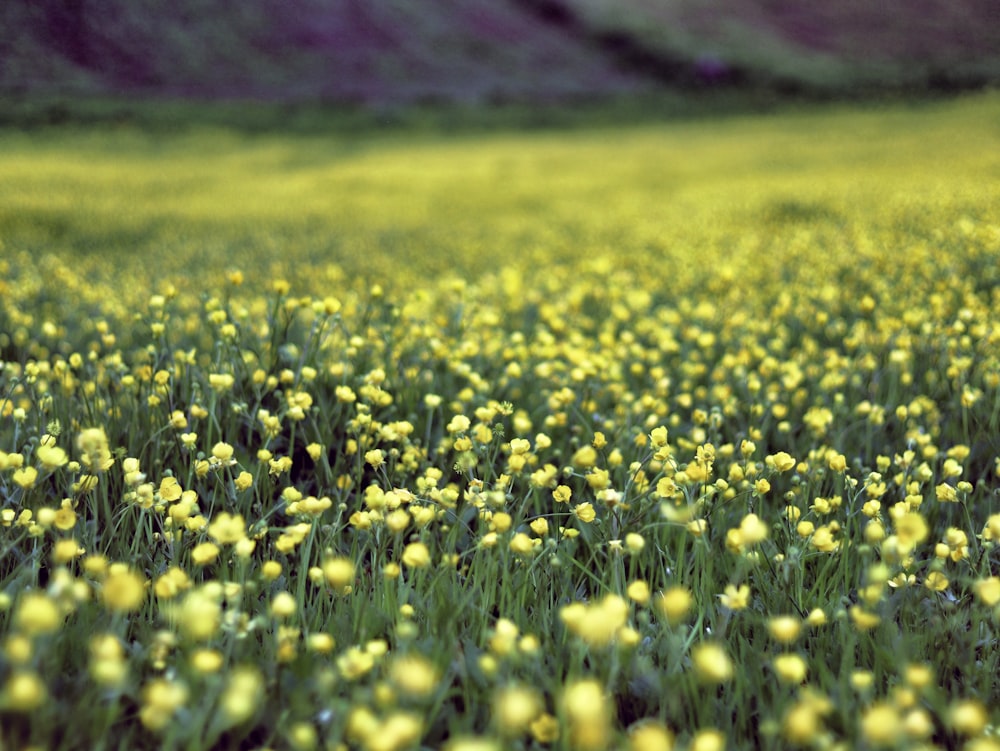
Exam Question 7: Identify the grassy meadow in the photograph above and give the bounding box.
[1,93,1000,750]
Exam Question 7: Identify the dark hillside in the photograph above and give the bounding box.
[2,0,998,104]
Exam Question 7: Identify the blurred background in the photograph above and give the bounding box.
[3,0,999,112]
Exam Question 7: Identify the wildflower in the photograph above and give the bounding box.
[930,474,956,498]
[211,442,235,463]
[949,700,989,736]
[509,532,535,555]
[562,679,610,751]
[77,427,113,471]
[629,722,674,751]
[493,685,542,736]
[772,654,808,684]
[390,654,439,698]
[190,541,220,566]
[234,470,254,491]
[561,594,629,647]
[53,498,77,530]
[850,607,880,631]
[270,591,297,618]
[895,512,929,549]
[488,619,519,657]
[690,729,725,751]
[739,513,769,544]
[140,678,189,731]
[90,634,127,687]
[924,571,949,592]
[625,532,645,553]
[627,580,651,605]
[190,648,224,673]
[102,566,146,612]
[177,589,221,641]
[208,512,246,545]
[2,671,47,712]
[36,442,68,470]
[768,452,796,472]
[810,525,839,552]
[14,593,62,635]
[317,558,354,592]
[571,445,598,469]
[768,615,801,644]
[692,642,733,683]
[52,538,84,564]
[719,584,750,611]
[973,577,1000,606]
[530,713,560,744]
[552,485,572,503]
[208,373,234,392]
[656,587,692,625]
[402,542,431,569]
[860,702,902,747]
[12,466,37,489]
[572,502,596,523]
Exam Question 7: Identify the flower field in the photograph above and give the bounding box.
[1,93,1000,750]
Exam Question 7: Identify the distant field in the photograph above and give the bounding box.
[1,94,1000,750]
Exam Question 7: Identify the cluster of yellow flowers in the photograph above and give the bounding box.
[2,94,1000,749]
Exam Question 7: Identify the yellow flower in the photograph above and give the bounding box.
[571,445,598,469]
[402,542,431,569]
[973,576,1000,606]
[190,542,220,566]
[270,591,297,618]
[323,558,356,590]
[53,499,77,530]
[572,502,596,523]
[562,679,610,751]
[767,615,801,644]
[77,427,113,471]
[508,532,535,555]
[158,476,183,502]
[207,512,246,545]
[211,442,234,463]
[719,583,750,611]
[12,466,38,489]
[530,713,560,744]
[627,580,651,605]
[552,485,572,503]
[234,470,254,491]
[689,730,725,751]
[52,538,84,564]
[924,571,949,592]
[35,443,68,470]
[949,699,988,736]
[772,654,808,684]
[656,587,693,625]
[14,593,62,635]
[692,642,733,683]
[2,671,47,712]
[768,452,797,472]
[140,678,189,731]
[849,607,880,631]
[102,566,146,612]
[390,654,440,698]
[860,702,902,748]
[629,722,674,751]
[493,685,542,736]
